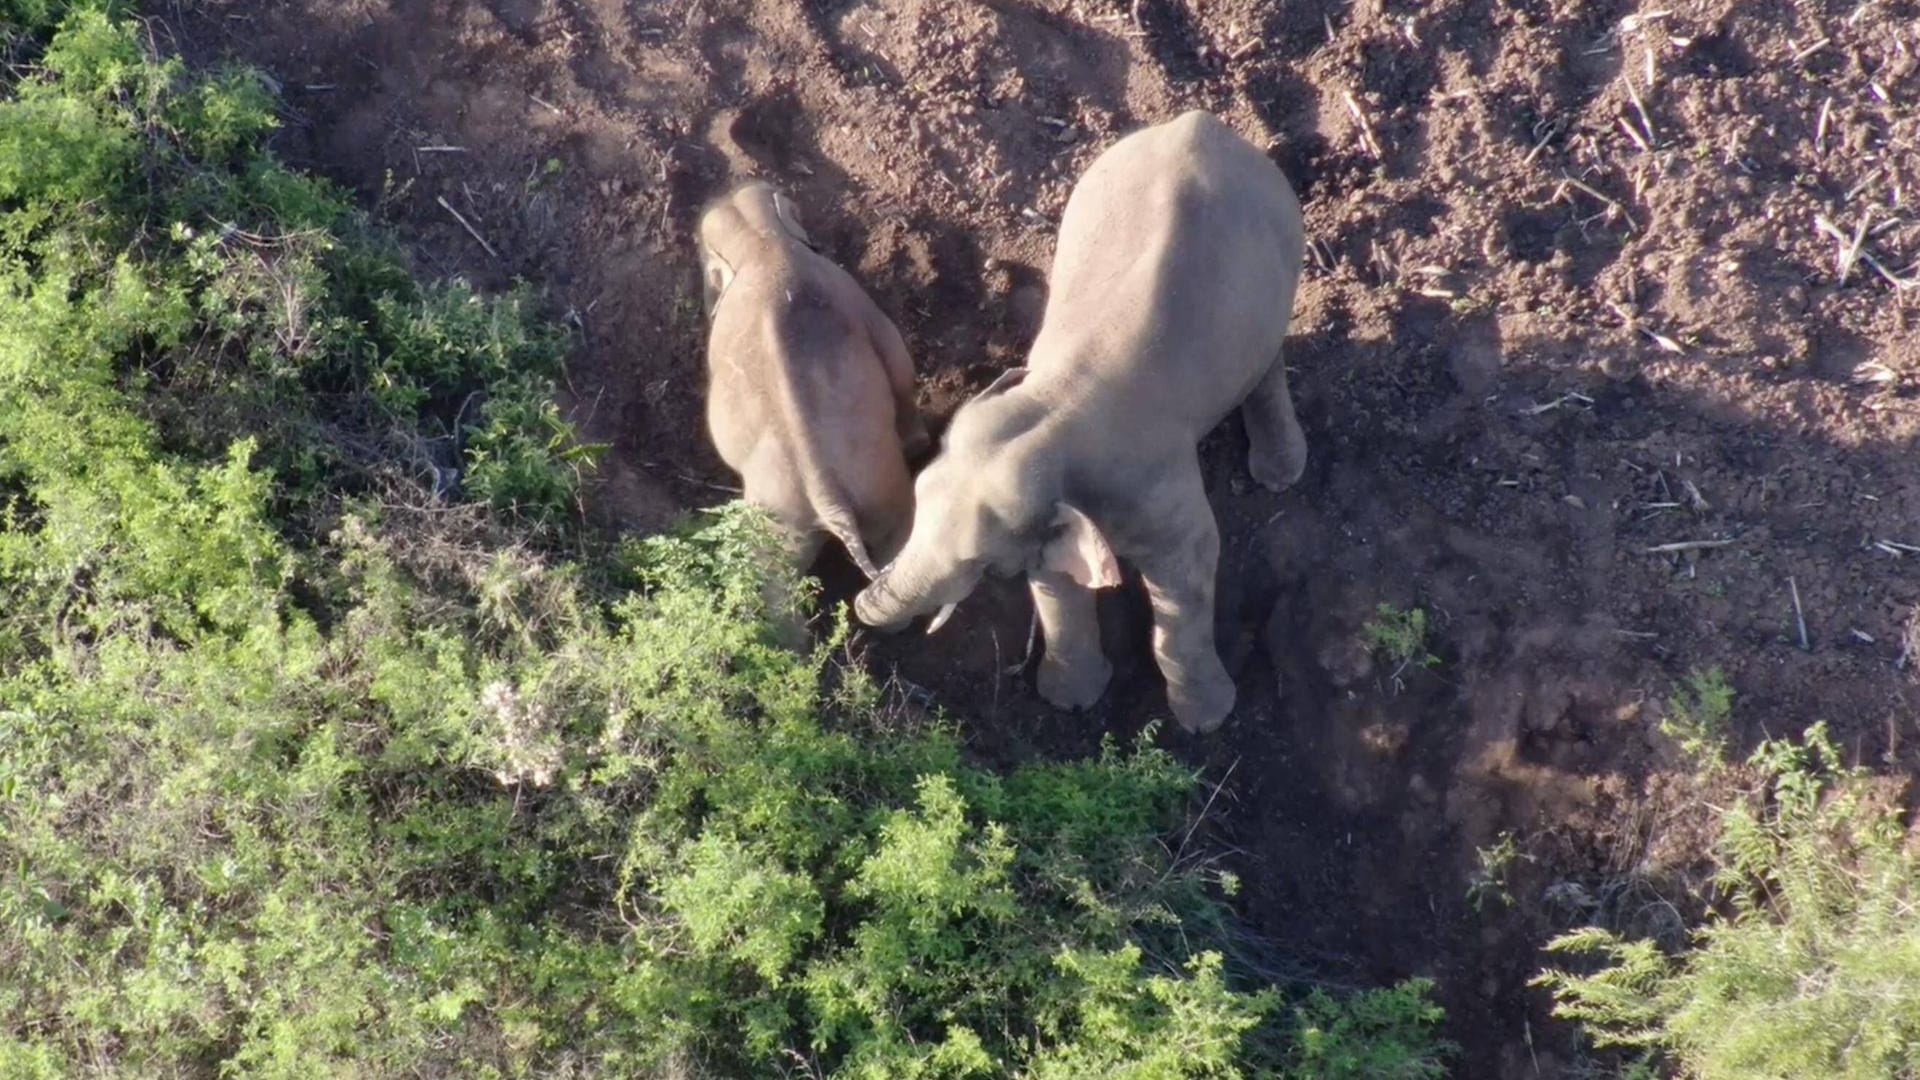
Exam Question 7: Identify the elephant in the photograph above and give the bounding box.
[852,111,1307,734]
[698,180,930,579]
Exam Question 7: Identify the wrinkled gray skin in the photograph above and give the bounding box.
[853,111,1307,734]
[698,181,930,579]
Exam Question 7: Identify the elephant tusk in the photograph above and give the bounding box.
[924,602,959,635]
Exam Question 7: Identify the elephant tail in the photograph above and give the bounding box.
[815,500,878,579]
[763,303,883,580]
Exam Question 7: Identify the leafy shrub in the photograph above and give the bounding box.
[1282,978,1454,1080]
[0,488,1275,1077]
[0,3,591,532]
[1362,604,1429,663]
[1535,722,1919,1079]
[0,9,1452,1077]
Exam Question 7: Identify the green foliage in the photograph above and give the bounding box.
[1535,722,1920,1079]
[0,10,1455,1077]
[1,0,124,36]
[1361,603,1439,684]
[0,8,591,535]
[1281,978,1454,1080]
[1661,667,1735,768]
[1466,831,1524,912]
[0,490,1291,1075]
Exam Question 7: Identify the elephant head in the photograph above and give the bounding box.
[853,369,1121,634]
[697,180,811,316]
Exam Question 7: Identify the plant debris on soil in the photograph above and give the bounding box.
[174,0,1918,1074]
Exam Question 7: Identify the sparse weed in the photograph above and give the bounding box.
[526,155,564,191]
[1448,291,1494,315]
[1466,831,1525,912]
[1362,603,1440,688]
[1660,666,1734,768]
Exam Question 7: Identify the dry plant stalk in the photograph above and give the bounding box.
[1343,91,1384,158]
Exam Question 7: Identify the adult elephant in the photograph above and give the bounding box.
[854,110,1307,734]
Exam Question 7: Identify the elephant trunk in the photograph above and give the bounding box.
[853,568,906,631]
[854,558,942,633]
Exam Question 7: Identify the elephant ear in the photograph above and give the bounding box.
[701,253,735,316]
[706,259,733,313]
[771,191,812,246]
[1040,503,1121,589]
[976,366,1028,398]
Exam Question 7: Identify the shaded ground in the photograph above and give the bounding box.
[172,0,1919,1073]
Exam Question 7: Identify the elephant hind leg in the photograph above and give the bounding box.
[740,467,822,646]
[1134,466,1236,734]
[1244,351,1307,492]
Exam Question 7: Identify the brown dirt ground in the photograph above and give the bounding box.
[171,0,1920,1073]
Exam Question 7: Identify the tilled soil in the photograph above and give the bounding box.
[176,0,1918,1073]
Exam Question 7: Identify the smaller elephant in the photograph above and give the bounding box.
[698,180,930,578]
[852,111,1307,734]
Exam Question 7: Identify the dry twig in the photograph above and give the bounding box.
[1343,91,1384,159]
[1642,539,1736,555]
[1622,63,1657,148]
[436,195,500,259]
[1519,391,1595,416]
[1815,214,1917,289]
[1789,576,1810,651]
[1792,36,1831,62]
[1524,119,1562,164]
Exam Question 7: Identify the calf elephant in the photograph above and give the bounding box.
[852,111,1307,734]
[698,180,930,578]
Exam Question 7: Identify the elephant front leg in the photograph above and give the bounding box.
[1029,570,1111,710]
[1138,513,1235,734]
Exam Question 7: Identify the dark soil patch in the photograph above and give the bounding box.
[174,0,1920,1073]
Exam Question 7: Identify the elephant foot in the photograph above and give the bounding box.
[1036,650,1112,711]
[1165,661,1237,734]
[1247,431,1307,493]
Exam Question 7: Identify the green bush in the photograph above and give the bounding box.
[3,492,1276,1076]
[1660,667,1735,768]
[1281,977,1453,1080]
[1535,722,1919,1079]
[0,3,590,533]
[0,9,1451,1077]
